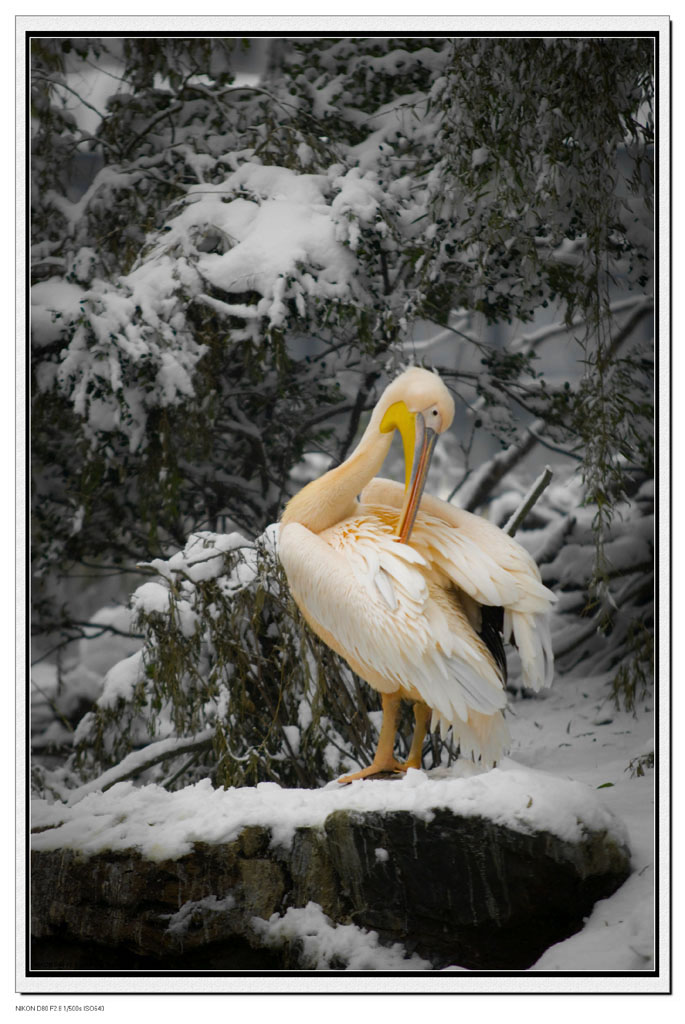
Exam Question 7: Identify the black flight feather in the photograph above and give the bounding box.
[479,605,507,684]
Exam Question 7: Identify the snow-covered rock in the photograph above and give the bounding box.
[31,762,630,970]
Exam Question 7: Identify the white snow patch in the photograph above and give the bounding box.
[471,146,490,168]
[162,163,362,327]
[31,278,85,348]
[282,725,301,757]
[97,650,144,709]
[252,901,432,971]
[142,531,252,584]
[130,581,171,616]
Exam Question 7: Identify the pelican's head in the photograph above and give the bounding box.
[378,367,455,544]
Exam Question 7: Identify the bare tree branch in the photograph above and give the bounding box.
[451,420,544,511]
[504,467,554,537]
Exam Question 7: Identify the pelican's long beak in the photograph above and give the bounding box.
[396,412,438,545]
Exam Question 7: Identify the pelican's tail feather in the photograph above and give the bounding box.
[506,609,554,691]
[430,707,510,766]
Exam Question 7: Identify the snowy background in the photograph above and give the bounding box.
[24,25,664,998]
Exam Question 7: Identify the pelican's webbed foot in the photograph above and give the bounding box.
[337,759,406,784]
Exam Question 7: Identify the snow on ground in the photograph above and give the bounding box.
[507,671,655,971]
[30,661,654,973]
[30,756,628,859]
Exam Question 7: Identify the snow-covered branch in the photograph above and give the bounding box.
[65,731,215,803]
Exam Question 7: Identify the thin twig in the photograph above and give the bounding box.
[34,73,107,122]
[450,423,543,509]
[606,301,654,363]
[121,101,185,159]
[527,426,583,463]
[30,678,75,735]
[162,752,200,789]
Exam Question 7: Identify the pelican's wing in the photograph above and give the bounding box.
[279,517,507,730]
[360,478,556,690]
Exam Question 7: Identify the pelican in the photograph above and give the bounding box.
[279,367,556,783]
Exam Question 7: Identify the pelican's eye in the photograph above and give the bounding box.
[424,405,442,432]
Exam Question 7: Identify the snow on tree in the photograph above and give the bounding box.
[30,35,654,793]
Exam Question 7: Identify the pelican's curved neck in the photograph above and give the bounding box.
[281,405,393,534]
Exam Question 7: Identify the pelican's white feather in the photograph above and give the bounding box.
[279,515,507,733]
[361,479,557,692]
